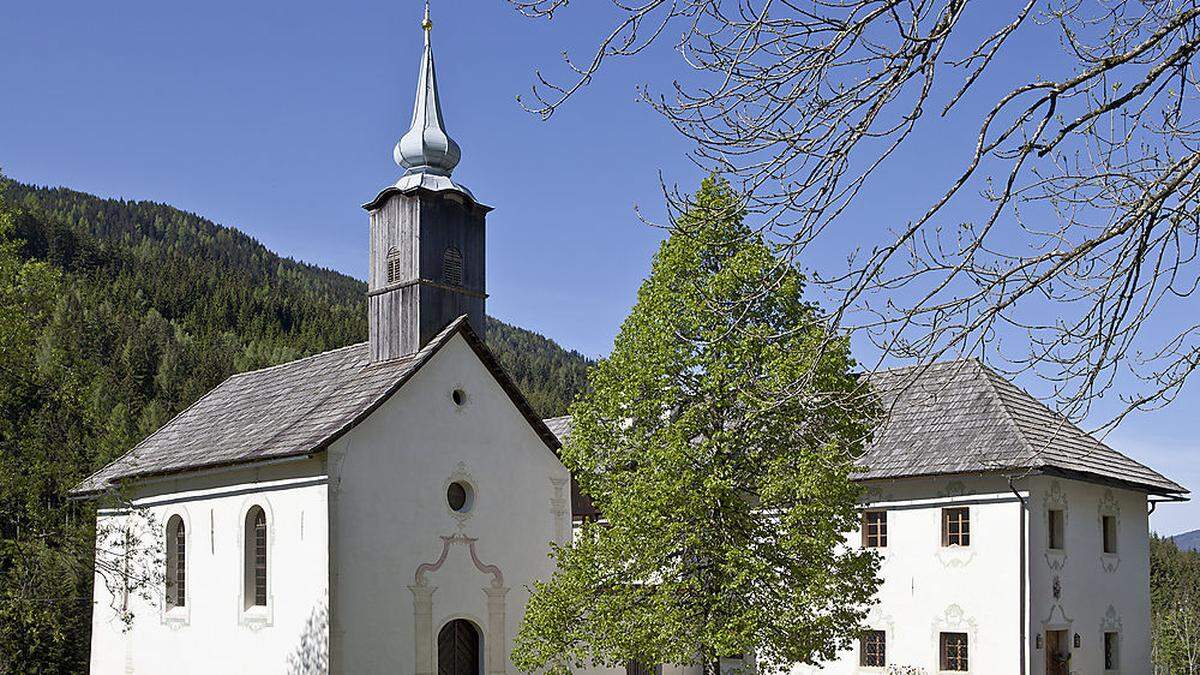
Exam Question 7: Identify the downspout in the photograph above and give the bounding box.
[1008,477,1028,675]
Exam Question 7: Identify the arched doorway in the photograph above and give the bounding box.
[438,619,481,675]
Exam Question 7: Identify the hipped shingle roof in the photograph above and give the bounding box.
[544,359,1186,496]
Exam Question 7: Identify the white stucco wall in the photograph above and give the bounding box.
[327,333,572,675]
[794,475,1025,675]
[792,474,1154,675]
[1025,476,1151,675]
[88,458,330,675]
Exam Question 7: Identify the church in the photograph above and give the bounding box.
[73,8,1187,675]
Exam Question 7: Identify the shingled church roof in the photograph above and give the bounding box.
[544,359,1186,497]
[71,316,560,497]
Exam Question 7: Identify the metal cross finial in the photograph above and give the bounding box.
[421,0,432,32]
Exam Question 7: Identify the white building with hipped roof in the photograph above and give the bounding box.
[73,7,1187,675]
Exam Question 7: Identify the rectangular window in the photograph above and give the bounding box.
[940,632,969,671]
[862,511,888,548]
[1049,509,1065,550]
[1104,631,1119,669]
[859,630,886,667]
[942,507,970,547]
[1103,515,1118,554]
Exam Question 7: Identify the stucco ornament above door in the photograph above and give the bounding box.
[410,534,510,675]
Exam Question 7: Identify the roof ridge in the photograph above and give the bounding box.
[973,361,1045,470]
[982,367,1183,490]
[227,342,369,379]
[874,356,979,377]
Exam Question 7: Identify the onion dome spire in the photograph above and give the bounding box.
[394,2,461,177]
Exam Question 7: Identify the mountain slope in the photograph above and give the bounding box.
[1173,529,1200,553]
[1,177,591,423]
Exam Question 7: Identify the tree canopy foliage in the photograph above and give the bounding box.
[514,178,879,674]
[0,175,589,671]
[1152,535,1200,673]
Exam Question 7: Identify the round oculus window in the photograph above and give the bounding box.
[447,482,470,512]
[451,389,466,406]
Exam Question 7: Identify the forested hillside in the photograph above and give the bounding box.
[0,176,589,671]
[1,178,591,423]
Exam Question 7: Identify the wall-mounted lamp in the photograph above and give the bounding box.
[1074,633,1081,648]
[1035,634,1043,649]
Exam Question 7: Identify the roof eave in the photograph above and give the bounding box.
[855,465,1188,498]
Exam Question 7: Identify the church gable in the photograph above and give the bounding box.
[72,316,559,497]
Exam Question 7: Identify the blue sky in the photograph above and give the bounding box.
[2,1,1196,535]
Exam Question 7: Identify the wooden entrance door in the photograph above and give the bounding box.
[1045,630,1070,675]
[438,620,480,675]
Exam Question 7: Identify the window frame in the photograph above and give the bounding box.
[1102,515,1118,554]
[239,503,273,626]
[939,631,969,671]
[942,507,970,547]
[862,510,888,549]
[1104,631,1119,670]
[1048,508,1065,551]
[165,515,186,610]
[252,509,267,607]
[859,629,886,667]
[161,512,190,625]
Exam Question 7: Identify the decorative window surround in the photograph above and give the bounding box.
[1099,490,1122,573]
[444,463,477,528]
[1043,482,1069,571]
[937,508,975,568]
[160,509,191,628]
[932,605,977,672]
[236,499,274,629]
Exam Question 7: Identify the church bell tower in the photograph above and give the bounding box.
[363,5,489,362]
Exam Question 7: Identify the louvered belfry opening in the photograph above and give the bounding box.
[442,246,463,287]
[387,247,403,285]
[437,619,481,675]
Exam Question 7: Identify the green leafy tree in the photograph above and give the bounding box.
[514,178,880,674]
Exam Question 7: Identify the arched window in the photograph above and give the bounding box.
[165,515,185,609]
[442,246,463,287]
[244,506,267,609]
